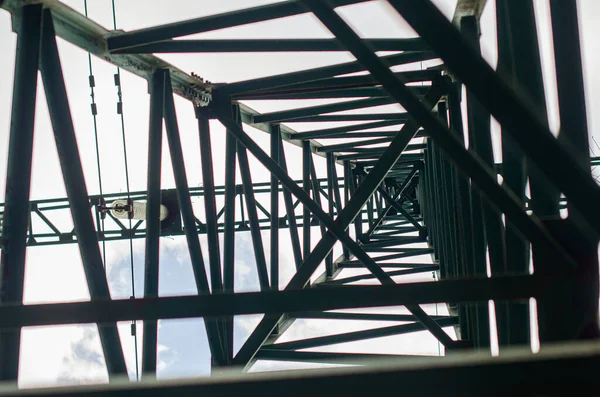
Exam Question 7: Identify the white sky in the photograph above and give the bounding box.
[0,0,599,388]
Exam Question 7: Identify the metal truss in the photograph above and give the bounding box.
[0,0,599,394]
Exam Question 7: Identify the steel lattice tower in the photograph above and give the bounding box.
[1,0,600,395]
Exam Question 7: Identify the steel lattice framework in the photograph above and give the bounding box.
[0,0,599,395]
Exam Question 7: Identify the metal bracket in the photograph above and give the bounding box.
[185,72,212,107]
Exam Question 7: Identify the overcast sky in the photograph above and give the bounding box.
[0,0,599,388]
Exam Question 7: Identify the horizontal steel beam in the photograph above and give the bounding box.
[0,339,598,396]
[106,0,367,51]
[0,274,550,329]
[110,38,428,53]
[255,350,441,365]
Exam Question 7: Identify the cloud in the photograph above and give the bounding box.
[56,327,107,386]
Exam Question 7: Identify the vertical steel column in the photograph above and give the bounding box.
[197,106,229,360]
[278,135,303,270]
[342,161,351,259]
[550,1,591,160]
[142,69,166,378]
[0,4,43,382]
[310,155,332,276]
[495,1,528,348]
[197,110,223,295]
[460,16,497,351]
[347,166,362,241]
[162,73,225,365]
[237,122,270,291]
[223,111,237,295]
[535,1,600,342]
[39,10,127,377]
[447,85,482,347]
[221,105,238,364]
[302,141,311,258]
[365,173,374,228]
[436,100,469,341]
[551,0,598,335]
[326,153,337,272]
[497,0,556,347]
[330,160,344,220]
[269,125,280,290]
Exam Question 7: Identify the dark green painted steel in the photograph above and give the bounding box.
[111,38,428,54]
[0,275,546,328]
[388,0,600,235]
[262,317,458,350]
[106,0,367,51]
[0,340,598,397]
[163,72,226,366]
[2,0,599,388]
[269,124,280,291]
[39,10,128,378]
[0,4,43,381]
[218,51,436,97]
[237,133,270,292]
[142,69,166,378]
[277,132,303,271]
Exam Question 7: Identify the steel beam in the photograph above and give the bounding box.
[0,4,42,382]
[237,138,270,292]
[110,38,427,53]
[218,51,436,97]
[0,275,546,328]
[262,317,457,350]
[255,350,439,365]
[162,72,225,365]
[0,339,598,397]
[106,0,366,51]
[38,10,127,378]
[276,133,303,271]
[141,69,166,378]
[270,125,280,290]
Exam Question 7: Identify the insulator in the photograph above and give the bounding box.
[110,199,168,221]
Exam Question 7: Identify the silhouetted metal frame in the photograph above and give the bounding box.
[215,81,449,368]
[141,69,166,378]
[162,72,226,366]
[38,9,128,378]
[388,0,600,235]
[0,4,43,381]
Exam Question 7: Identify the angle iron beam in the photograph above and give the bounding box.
[270,125,280,290]
[141,69,166,378]
[0,3,43,382]
[218,51,437,97]
[255,350,440,365]
[0,339,597,397]
[262,317,457,351]
[277,132,303,270]
[0,274,547,328]
[111,38,428,54]
[163,72,226,365]
[38,10,127,377]
[237,133,270,292]
[106,0,367,51]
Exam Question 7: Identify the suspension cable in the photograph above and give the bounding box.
[83,0,107,268]
[111,0,140,381]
